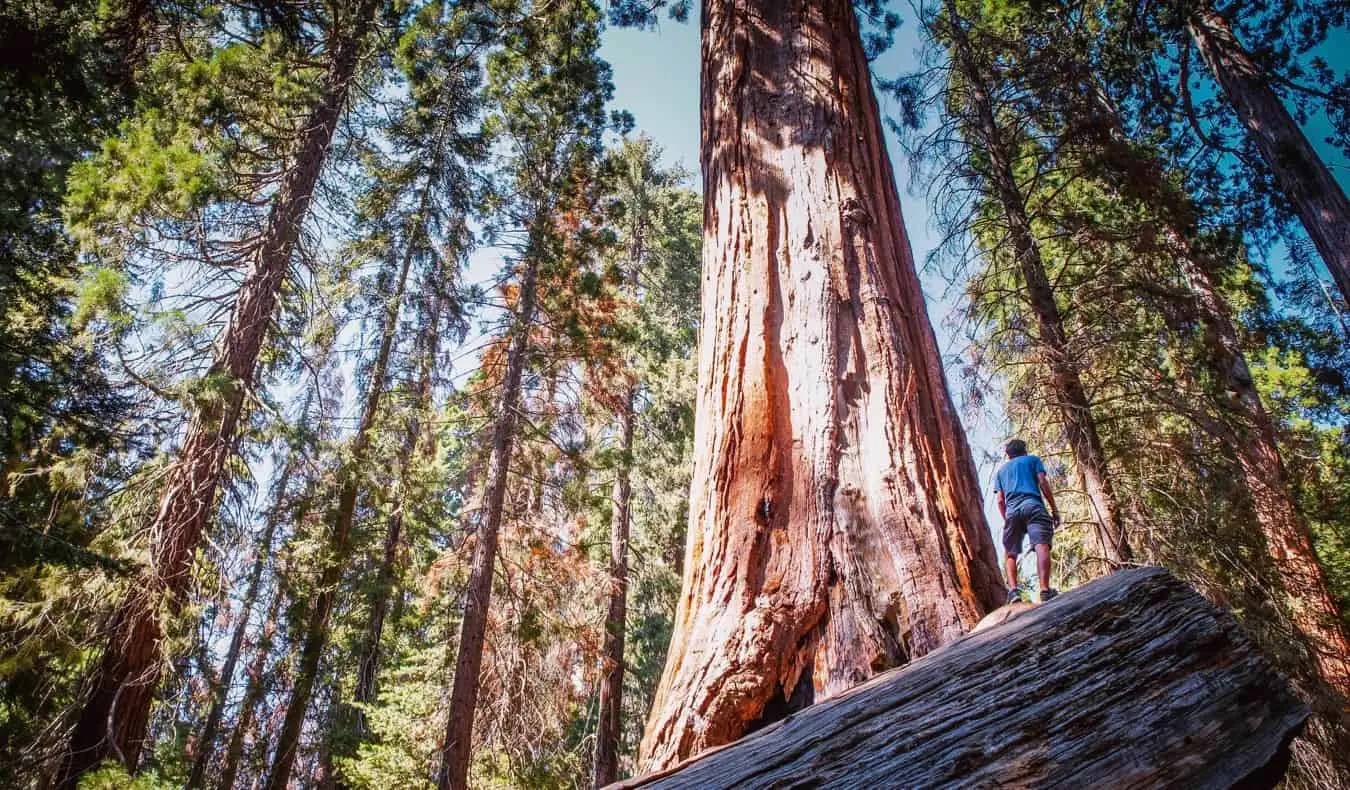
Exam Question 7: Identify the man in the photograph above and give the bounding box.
[994,439,1061,604]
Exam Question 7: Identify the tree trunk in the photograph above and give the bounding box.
[944,0,1133,567]
[615,568,1308,790]
[56,7,373,786]
[218,590,281,790]
[187,459,294,787]
[1187,2,1350,307]
[435,254,541,790]
[353,289,442,721]
[594,385,636,787]
[264,180,418,790]
[638,0,1007,771]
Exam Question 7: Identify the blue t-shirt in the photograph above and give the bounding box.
[995,454,1046,511]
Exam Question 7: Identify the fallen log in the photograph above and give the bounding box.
[616,567,1307,789]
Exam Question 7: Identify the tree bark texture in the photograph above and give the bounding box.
[436,255,540,790]
[57,7,373,786]
[616,567,1308,790]
[188,458,293,788]
[944,0,1132,566]
[218,590,282,790]
[637,0,1007,771]
[1187,3,1350,307]
[594,385,636,788]
[264,181,417,790]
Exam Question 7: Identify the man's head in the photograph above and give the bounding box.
[1005,438,1028,458]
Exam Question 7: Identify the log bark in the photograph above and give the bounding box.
[1187,2,1350,308]
[435,252,540,790]
[56,7,374,786]
[943,0,1132,566]
[264,166,418,790]
[638,0,1007,771]
[616,567,1308,790]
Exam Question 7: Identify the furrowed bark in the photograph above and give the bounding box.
[218,590,282,790]
[187,458,294,788]
[57,6,374,786]
[617,568,1309,790]
[944,0,1133,566]
[638,0,1006,771]
[436,252,541,790]
[264,164,418,790]
[1187,3,1350,307]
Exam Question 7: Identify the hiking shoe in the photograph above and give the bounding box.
[1006,588,1023,605]
[1040,588,1059,603]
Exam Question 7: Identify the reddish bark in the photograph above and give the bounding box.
[637,0,1005,771]
[1187,3,1350,308]
[436,255,540,790]
[56,7,374,786]
[218,591,282,790]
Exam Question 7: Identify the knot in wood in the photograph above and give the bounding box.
[841,197,873,228]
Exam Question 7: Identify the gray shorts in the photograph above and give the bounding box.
[1003,503,1054,556]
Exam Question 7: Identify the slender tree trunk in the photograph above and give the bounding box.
[217,590,281,790]
[264,181,418,790]
[943,0,1133,566]
[1187,2,1350,307]
[352,293,441,721]
[638,0,1007,771]
[187,459,294,788]
[57,8,373,786]
[436,253,541,790]
[594,385,636,787]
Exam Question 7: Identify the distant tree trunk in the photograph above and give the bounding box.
[264,186,418,790]
[218,590,282,790]
[56,7,374,786]
[1186,2,1350,307]
[188,459,294,787]
[352,290,442,721]
[638,0,1007,771]
[436,251,541,790]
[594,384,636,787]
[943,0,1133,566]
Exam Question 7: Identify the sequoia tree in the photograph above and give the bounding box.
[637,0,1006,771]
[56,2,378,784]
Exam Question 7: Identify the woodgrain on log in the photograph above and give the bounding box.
[617,568,1307,789]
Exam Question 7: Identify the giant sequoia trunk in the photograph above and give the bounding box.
[264,196,418,790]
[56,7,373,786]
[187,458,293,788]
[944,0,1133,566]
[1187,3,1350,307]
[436,254,541,790]
[638,0,1007,771]
[617,568,1309,789]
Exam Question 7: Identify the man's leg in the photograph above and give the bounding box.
[1034,542,1052,593]
[1005,553,1019,590]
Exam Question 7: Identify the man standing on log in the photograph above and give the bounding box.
[995,439,1061,604]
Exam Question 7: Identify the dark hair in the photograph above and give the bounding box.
[1005,439,1028,458]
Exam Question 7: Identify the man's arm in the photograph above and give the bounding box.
[1037,472,1060,524]
[996,489,1006,521]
